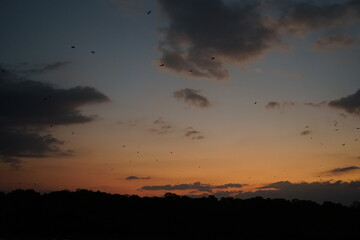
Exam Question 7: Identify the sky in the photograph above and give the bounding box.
[0,0,360,205]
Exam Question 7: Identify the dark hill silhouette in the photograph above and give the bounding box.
[0,189,359,240]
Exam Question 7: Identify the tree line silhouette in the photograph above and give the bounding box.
[0,189,359,239]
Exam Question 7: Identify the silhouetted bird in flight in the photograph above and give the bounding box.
[160,63,164,66]
[122,145,126,147]
[342,144,345,146]
[189,69,193,72]
[147,10,151,15]
[254,102,257,104]
[72,132,74,134]
[91,51,95,54]
[211,57,215,60]
[71,46,75,48]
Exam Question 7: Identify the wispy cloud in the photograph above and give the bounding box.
[325,166,360,175]
[315,34,355,50]
[21,62,69,75]
[185,127,204,140]
[148,117,173,134]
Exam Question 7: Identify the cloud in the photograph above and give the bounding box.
[265,101,295,109]
[325,166,360,175]
[153,117,166,125]
[157,0,360,80]
[148,117,173,134]
[157,0,277,80]
[0,66,109,167]
[185,127,204,140]
[304,101,328,107]
[278,1,360,34]
[140,181,243,193]
[315,34,355,49]
[21,62,69,75]
[125,176,151,180]
[186,190,243,199]
[173,88,211,108]
[234,181,360,206]
[117,118,144,127]
[300,130,312,136]
[328,89,360,116]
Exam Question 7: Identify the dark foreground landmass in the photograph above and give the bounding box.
[0,189,359,240]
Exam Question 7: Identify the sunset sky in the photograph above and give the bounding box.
[1,0,360,205]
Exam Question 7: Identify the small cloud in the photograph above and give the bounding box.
[301,130,312,136]
[304,101,328,108]
[125,176,151,180]
[173,88,211,108]
[185,127,204,140]
[265,101,295,109]
[153,117,166,125]
[266,101,281,109]
[148,117,173,134]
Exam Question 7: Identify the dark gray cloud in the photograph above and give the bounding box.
[125,176,151,180]
[315,34,355,49]
[157,0,360,80]
[140,181,243,193]
[328,89,360,116]
[185,127,204,140]
[234,181,360,206]
[326,166,360,175]
[265,101,295,109]
[301,130,312,136]
[21,62,69,75]
[157,0,277,80]
[173,88,211,108]
[0,66,109,167]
